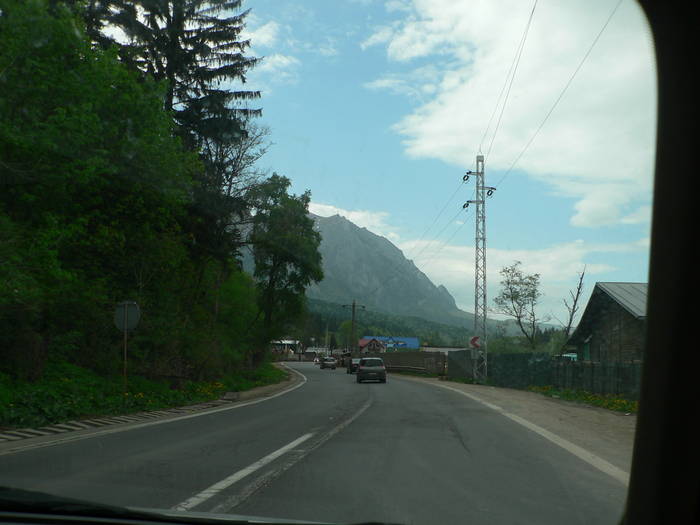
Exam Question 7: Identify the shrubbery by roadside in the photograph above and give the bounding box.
[527,385,638,413]
[0,360,288,429]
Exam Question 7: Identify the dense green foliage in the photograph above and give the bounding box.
[0,0,322,423]
[0,359,287,428]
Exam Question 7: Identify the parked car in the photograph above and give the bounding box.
[346,358,361,374]
[320,357,336,370]
[313,356,320,365]
[356,357,386,383]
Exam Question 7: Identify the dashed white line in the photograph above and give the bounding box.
[172,433,315,512]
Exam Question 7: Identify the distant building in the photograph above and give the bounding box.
[358,338,386,353]
[567,282,647,362]
[270,339,300,356]
[361,336,420,351]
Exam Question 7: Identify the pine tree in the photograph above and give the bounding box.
[104,0,261,150]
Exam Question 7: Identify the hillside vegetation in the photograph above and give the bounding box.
[0,0,321,426]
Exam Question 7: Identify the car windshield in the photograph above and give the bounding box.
[0,1,656,524]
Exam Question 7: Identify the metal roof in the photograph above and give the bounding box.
[596,282,648,319]
[567,282,647,346]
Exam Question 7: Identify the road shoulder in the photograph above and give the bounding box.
[391,373,637,476]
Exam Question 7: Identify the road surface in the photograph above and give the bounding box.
[0,362,629,524]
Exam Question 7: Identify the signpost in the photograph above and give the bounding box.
[114,301,140,393]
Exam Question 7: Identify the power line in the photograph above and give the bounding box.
[494,0,624,188]
[482,0,539,161]
[403,179,467,261]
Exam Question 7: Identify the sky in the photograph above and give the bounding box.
[238,0,657,326]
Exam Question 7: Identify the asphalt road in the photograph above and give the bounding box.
[0,362,627,525]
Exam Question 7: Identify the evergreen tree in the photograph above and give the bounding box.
[104,0,261,150]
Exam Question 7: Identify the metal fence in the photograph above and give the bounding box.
[550,360,642,400]
[363,351,446,375]
[445,350,643,400]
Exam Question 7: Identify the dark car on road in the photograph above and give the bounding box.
[346,358,361,374]
[320,357,336,370]
[356,357,386,383]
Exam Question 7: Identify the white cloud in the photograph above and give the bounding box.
[309,202,401,241]
[363,0,657,228]
[310,200,649,324]
[253,53,301,87]
[360,25,395,50]
[400,236,648,324]
[243,20,281,48]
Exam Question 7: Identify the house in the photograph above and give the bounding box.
[361,336,420,351]
[270,339,300,356]
[567,282,647,362]
[358,338,386,353]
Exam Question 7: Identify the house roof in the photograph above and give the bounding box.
[596,282,648,319]
[567,282,647,345]
[358,338,385,348]
[362,336,420,349]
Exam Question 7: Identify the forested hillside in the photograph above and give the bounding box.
[0,0,322,396]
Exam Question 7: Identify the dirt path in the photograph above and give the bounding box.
[393,374,637,475]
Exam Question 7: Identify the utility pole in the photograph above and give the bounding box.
[464,154,495,382]
[342,299,365,355]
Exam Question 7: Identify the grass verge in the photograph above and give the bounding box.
[527,385,638,413]
[0,361,288,430]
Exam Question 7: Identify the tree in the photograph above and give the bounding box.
[338,320,353,350]
[493,261,550,350]
[84,1,264,268]
[559,266,586,347]
[101,0,261,149]
[0,0,199,376]
[248,175,323,363]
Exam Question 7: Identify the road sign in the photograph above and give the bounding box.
[469,336,481,348]
[114,301,140,333]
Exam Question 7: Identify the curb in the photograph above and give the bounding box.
[0,363,300,445]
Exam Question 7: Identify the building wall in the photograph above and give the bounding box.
[588,297,645,362]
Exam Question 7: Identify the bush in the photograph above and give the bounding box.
[527,385,639,413]
[0,360,288,429]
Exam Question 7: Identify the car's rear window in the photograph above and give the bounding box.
[361,359,383,367]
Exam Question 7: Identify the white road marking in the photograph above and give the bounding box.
[172,433,315,511]
[432,383,630,486]
[0,364,308,457]
[210,396,374,513]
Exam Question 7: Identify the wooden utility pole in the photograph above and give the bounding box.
[342,299,365,355]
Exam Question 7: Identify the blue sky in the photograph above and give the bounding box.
[240,0,656,325]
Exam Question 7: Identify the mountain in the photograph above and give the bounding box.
[241,212,523,334]
[305,214,478,329]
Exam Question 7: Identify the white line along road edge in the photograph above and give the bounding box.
[0,364,308,457]
[429,382,630,487]
[172,433,315,512]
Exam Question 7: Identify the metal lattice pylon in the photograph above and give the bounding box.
[465,155,493,383]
